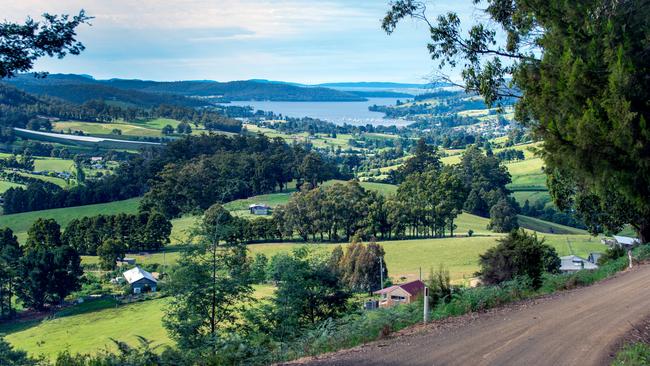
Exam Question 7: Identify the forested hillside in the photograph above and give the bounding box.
[5,74,367,103]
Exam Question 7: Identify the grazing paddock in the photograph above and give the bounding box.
[0,198,141,243]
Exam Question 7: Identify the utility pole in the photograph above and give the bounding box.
[379,256,384,289]
[419,267,422,280]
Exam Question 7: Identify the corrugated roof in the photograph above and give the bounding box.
[373,280,425,297]
[123,267,157,284]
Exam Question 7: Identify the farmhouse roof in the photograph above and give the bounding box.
[123,267,157,284]
[249,203,270,209]
[373,280,425,297]
[613,236,640,246]
[560,255,598,271]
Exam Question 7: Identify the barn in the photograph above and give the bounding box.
[123,267,157,294]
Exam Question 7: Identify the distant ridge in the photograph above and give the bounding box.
[5,74,367,105]
[316,81,447,89]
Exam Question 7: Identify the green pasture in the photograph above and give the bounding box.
[0,198,141,243]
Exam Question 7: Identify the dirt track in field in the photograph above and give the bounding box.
[293,265,650,366]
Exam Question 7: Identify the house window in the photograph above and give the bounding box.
[390,295,406,301]
[134,287,141,294]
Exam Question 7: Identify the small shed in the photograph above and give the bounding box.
[560,255,598,273]
[123,267,157,294]
[373,280,425,308]
[249,203,271,215]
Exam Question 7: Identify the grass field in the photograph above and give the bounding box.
[506,158,546,191]
[0,180,25,194]
[244,124,358,150]
[9,171,69,188]
[512,190,551,205]
[54,121,161,137]
[84,212,603,281]
[0,198,141,243]
[33,157,76,172]
[0,283,274,359]
[0,297,171,359]
[518,215,587,235]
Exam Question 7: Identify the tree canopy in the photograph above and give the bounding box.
[0,11,91,79]
[383,0,650,241]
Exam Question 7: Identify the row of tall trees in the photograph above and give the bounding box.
[62,212,172,255]
[270,142,518,243]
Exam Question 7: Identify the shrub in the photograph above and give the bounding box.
[598,245,626,265]
[612,343,650,366]
[478,229,559,288]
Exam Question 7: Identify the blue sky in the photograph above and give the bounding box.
[5,1,478,84]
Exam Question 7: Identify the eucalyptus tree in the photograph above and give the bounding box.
[383,0,650,241]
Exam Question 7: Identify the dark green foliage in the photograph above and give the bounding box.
[0,228,21,319]
[390,165,466,238]
[141,137,338,219]
[426,266,453,306]
[383,0,650,242]
[62,212,171,255]
[0,11,90,79]
[264,248,350,336]
[25,218,62,251]
[97,238,126,271]
[164,208,252,352]
[488,198,519,233]
[18,220,82,310]
[389,138,442,184]
[494,149,524,161]
[459,145,513,217]
[335,238,387,293]
[249,253,269,284]
[0,337,38,366]
[4,134,291,214]
[597,246,626,266]
[478,229,560,288]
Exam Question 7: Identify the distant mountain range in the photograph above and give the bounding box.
[5,74,379,107]
[3,74,451,108]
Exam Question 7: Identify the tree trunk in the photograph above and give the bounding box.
[638,221,650,244]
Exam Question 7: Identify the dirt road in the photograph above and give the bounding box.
[300,265,650,366]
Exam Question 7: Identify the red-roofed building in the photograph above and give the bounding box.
[373,280,425,308]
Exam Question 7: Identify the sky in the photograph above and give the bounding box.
[4,1,480,84]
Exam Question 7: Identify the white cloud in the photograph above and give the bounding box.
[4,0,373,39]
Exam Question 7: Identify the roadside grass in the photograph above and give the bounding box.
[612,343,650,366]
[0,198,141,243]
[282,246,650,363]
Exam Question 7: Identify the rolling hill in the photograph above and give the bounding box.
[5,74,368,105]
